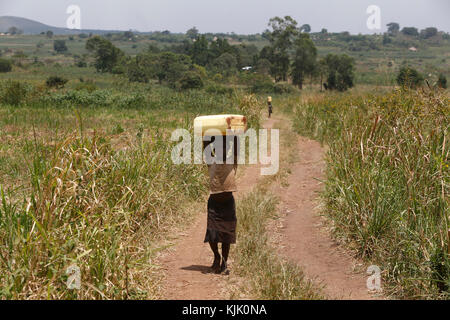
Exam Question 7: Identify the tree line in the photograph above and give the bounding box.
[83,16,355,92]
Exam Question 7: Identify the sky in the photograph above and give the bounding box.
[0,0,449,34]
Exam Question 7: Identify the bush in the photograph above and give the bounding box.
[179,71,204,90]
[74,80,98,92]
[244,74,276,94]
[205,83,234,95]
[46,76,68,89]
[75,60,87,68]
[273,82,297,94]
[0,80,29,106]
[0,58,12,73]
[53,40,68,53]
[437,74,447,89]
[396,66,423,88]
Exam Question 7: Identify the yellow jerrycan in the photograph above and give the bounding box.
[194,114,247,136]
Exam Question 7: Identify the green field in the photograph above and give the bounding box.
[0,27,449,299]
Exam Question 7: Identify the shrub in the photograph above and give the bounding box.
[205,83,234,95]
[53,40,68,53]
[0,58,12,73]
[0,80,28,106]
[396,66,423,88]
[179,71,204,90]
[212,73,223,83]
[244,74,276,94]
[46,76,68,89]
[74,80,98,92]
[273,82,297,94]
[437,74,447,89]
[75,60,87,68]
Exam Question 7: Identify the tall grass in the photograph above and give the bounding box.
[0,128,207,299]
[0,81,250,299]
[290,88,449,298]
[234,187,323,299]
[231,110,323,300]
[0,79,267,299]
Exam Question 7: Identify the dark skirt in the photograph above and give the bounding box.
[204,192,237,244]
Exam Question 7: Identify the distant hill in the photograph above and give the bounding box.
[0,16,123,35]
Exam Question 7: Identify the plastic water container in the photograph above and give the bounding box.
[194,114,247,136]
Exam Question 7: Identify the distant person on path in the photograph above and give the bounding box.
[203,135,239,275]
[267,96,273,118]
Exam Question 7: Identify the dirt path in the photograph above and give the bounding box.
[273,132,379,299]
[158,121,274,300]
[159,115,378,300]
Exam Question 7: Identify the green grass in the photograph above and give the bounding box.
[233,186,323,299]
[1,31,449,299]
[231,113,323,300]
[286,88,449,299]
[0,76,249,298]
[0,111,210,299]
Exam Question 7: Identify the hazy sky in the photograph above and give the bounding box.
[1,0,449,34]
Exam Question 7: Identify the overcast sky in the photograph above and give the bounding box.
[1,0,449,34]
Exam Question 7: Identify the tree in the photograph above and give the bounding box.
[86,36,124,72]
[179,71,204,90]
[154,52,191,87]
[7,26,23,35]
[320,28,328,34]
[234,43,258,68]
[401,27,419,37]
[209,38,234,60]
[383,33,392,45]
[126,53,154,83]
[123,31,134,40]
[0,58,12,73]
[437,74,447,89]
[396,66,423,88]
[317,58,328,91]
[386,22,400,35]
[186,27,199,40]
[323,54,355,91]
[212,52,237,76]
[265,16,299,81]
[255,58,271,75]
[46,30,54,38]
[53,40,68,53]
[190,35,211,66]
[420,27,438,39]
[291,33,317,89]
[300,24,311,33]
